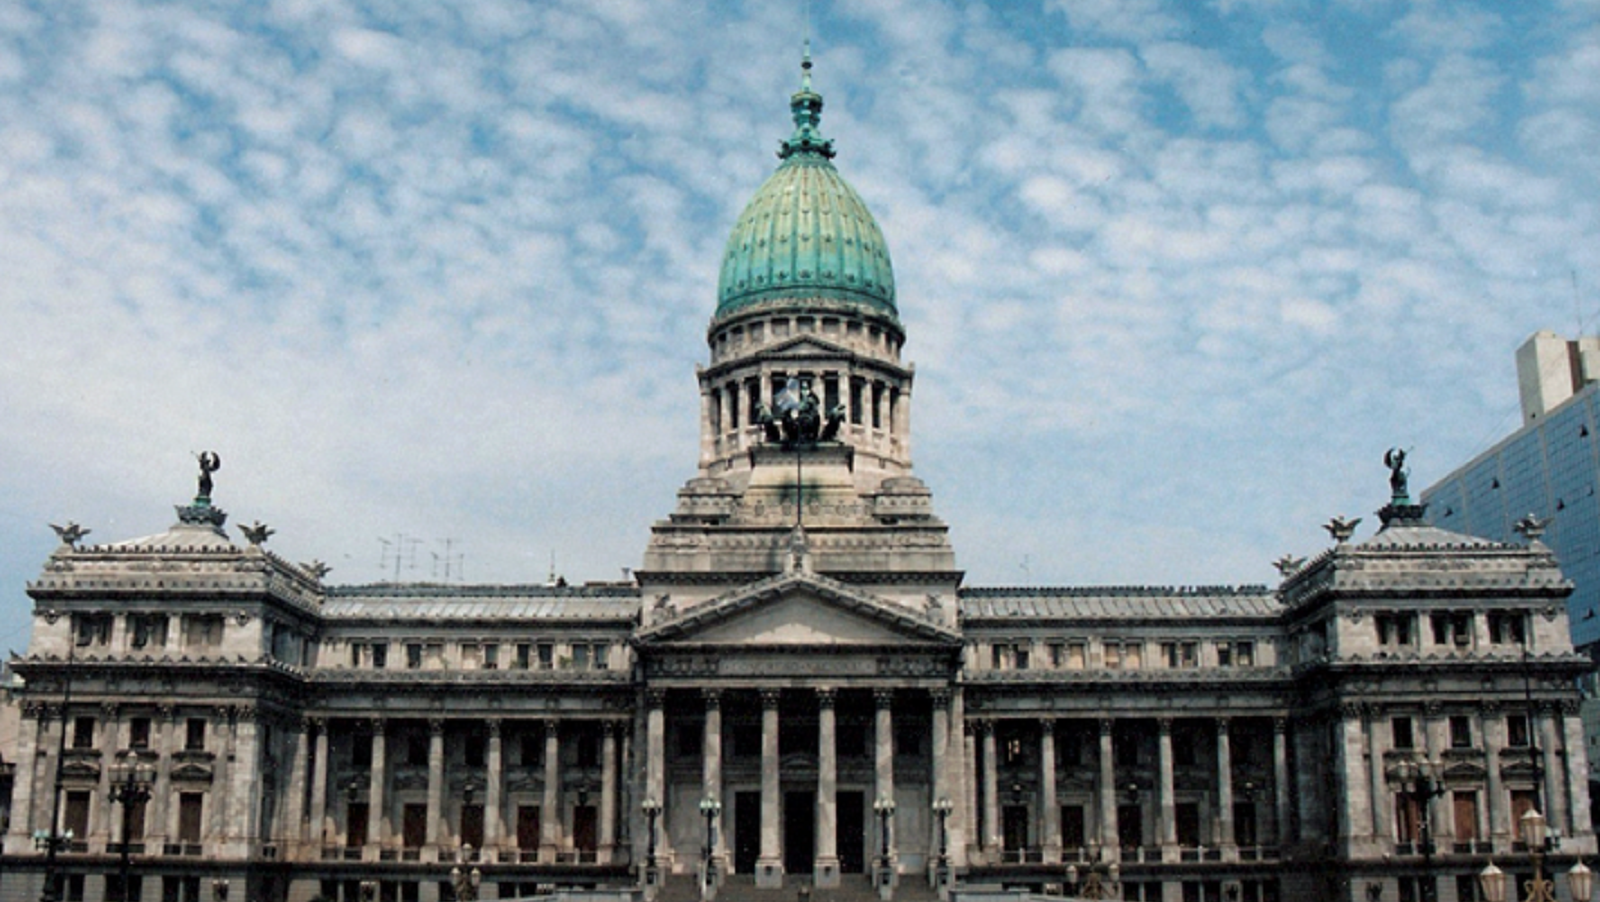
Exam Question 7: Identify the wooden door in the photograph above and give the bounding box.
[403,804,427,849]
[516,806,541,850]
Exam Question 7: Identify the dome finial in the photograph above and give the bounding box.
[780,25,834,160]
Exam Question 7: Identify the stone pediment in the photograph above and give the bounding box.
[753,335,855,362]
[635,572,959,648]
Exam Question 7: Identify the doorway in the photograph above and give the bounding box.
[735,792,761,874]
[784,790,815,874]
[1002,806,1029,855]
[839,792,865,873]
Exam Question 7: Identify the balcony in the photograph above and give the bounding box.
[162,843,203,857]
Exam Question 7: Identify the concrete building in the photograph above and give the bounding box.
[3,62,1595,902]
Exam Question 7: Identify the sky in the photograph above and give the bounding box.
[1,0,1597,654]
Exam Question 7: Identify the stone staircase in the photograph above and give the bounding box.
[662,875,939,902]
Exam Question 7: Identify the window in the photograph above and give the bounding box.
[1489,611,1528,645]
[64,875,85,902]
[1106,640,1141,669]
[181,614,223,648]
[178,793,204,842]
[1396,792,1423,842]
[350,644,361,668]
[571,643,590,670]
[483,644,499,669]
[1507,714,1531,748]
[537,643,554,670]
[515,644,531,670]
[1376,613,1414,647]
[1173,726,1198,767]
[1453,791,1479,840]
[592,643,608,670]
[185,718,206,751]
[1065,642,1086,669]
[129,614,168,649]
[406,644,423,669]
[129,717,151,750]
[74,613,112,647]
[1161,642,1197,669]
[521,732,543,767]
[371,643,387,669]
[1217,641,1255,668]
[64,790,90,837]
[1431,612,1473,647]
[72,716,95,749]
[1449,715,1472,749]
[1391,716,1414,750]
[575,731,598,768]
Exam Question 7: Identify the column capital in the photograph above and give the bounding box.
[1098,718,1114,737]
[1157,717,1173,735]
[646,688,666,709]
[760,688,782,709]
[366,716,388,735]
[157,703,176,722]
[929,687,952,706]
[1423,700,1443,717]
[975,718,994,737]
[487,718,502,737]
[1216,717,1230,736]
[292,717,310,735]
[703,688,722,710]
[602,719,623,737]
[1337,702,1363,721]
[816,687,836,709]
[429,717,445,736]
[1480,699,1502,715]
[874,688,894,709]
[100,701,120,718]
[1561,698,1582,716]
[1272,716,1287,735]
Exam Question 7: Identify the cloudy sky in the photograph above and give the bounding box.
[1,0,1596,651]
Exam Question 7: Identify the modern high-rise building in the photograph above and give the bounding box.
[4,61,1594,902]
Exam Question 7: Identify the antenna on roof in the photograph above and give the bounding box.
[378,533,422,582]
[432,538,463,583]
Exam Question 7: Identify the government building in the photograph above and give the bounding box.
[2,60,1595,902]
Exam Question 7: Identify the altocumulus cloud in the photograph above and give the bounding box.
[0,0,1596,650]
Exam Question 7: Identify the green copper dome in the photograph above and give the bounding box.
[715,61,896,321]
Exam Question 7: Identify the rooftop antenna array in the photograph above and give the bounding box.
[431,538,464,583]
[377,534,423,582]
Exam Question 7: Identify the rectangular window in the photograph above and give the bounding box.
[185,718,206,752]
[129,717,152,750]
[991,645,1005,669]
[350,644,362,668]
[1104,641,1121,669]
[1067,642,1086,669]
[1014,645,1030,669]
[64,790,90,837]
[515,644,531,670]
[72,716,95,749]
[64,875,85,902]
[1453,791,1479,840]
[1396,793,1423,843]
[1217,643,1232,667]
[75,613,112,647]
[1449,715,1472,749]
[1488,611,1527,645]
[483,644,499,669]
[1048,643,1064,668]
[1377,613,1414,646]
[571,643,590,669]
[406,644,423,669]
[1161,642,1197,669]
[371,643,387,669]
[1507,714,1531,748]
[1391,716,1414,750]
[181,614,222,648]
[177,793,204,843]
[537,643,554,670]
[406,735,428,767]
[592,643,609,670]
[129,614,168,649]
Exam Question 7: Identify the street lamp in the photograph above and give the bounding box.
[698,795,722,899]
[450,864,481,902]
[642,797,663,891]
[210,879,228,902]
[1065,859,1119,901]
[1478,809,1594,902]
[109,761,154,902]
[1394,755,1447,902]
[874,796,897,895]
[932,797,953,894]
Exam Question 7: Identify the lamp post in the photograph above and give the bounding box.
[1478,809,1595,902]
[642,797,662,894]
[450,863,481,902]
[38,643,77,902]
[698,796,721,900]
[1064,859,1119,901]
[874,796,897,898]
[1394,755,1446,902]
[932,797,953,896]
[109,761,154,902]
[210,879,228,902]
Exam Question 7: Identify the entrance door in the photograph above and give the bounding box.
[784,791,815,875]
[735,792,761,874]
[838,792,865,873]
[517,806,541,852]
[573,806,598,854]
[403,804,427,849]
[1002,806,1029,855]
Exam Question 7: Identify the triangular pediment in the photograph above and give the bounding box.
[755,335,855,361]
[636,572,959,648]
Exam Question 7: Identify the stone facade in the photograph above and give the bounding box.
[3,64,1595,902]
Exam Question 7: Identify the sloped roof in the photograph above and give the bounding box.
[323,584,639,622]
[959,586,1280,621]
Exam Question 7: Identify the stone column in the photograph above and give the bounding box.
[309,718,330,848]
[1158,718,1177,858]
[875,689,897,865]
[1423,706,1452,844]
[600,720,618,863]
[1365,708,1388,841]
[1040,720,1060,863]
[930,689,951,870]
[283,718,310,849]
[229,706,261,852]
[211,709,232,848]
[646,690,669,864]
[960,716,977,864]
[542,720,561,861]
[980,719,999,856]
[368,718,388,857]
[815,688,840,886]
[1539,706,1564,834]
[1560,701,1591,841]
[702,692,724,874]
[1333,705,1372,854]
[1097,719,1117,858]
[1272,718,1290,847]
[37,706,64,838]
[426,718,445,854]
[4,704,41,853]
[1482,704,1509,848]
[756,689,783,887]
[1216,719,1235,856]
[485,719,504,851]
[93,704,119,848]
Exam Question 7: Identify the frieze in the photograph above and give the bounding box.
[877,656,945,676]
[647,657,720,677]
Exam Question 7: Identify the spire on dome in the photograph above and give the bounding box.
[780,41,834,160]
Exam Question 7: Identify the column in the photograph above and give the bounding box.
[980,719,1000,856]
[309,718,330,848]
[211,709,233,848]
[1216,719,1235,858]
[646,690,669,865]
[542,720,561,861]
[1272,718,1291,847]
[93,704,119,848]
[959,711,976,865]
[1482,704,1509,848]
[4,704,40,852]
[283,718,310,849]
[756,689,783,887]
[1158,718,1177,857]
[485,719,504,851]
[702,691,724,875]
[37,706,64,837]
[1424,706,1452,844]
[228,707,261,851]
[1040,720,1061,863]
[1364,708,1388,841]
[368,718,388,856]
[930,689,952,870]
[1538,706,1564,833]
[1560,702,1591,840]
[875,689,897,862]
[426,718,445,854]
[600,721,618,863]
[1333,704,1372,853]
[815,688,839,886]
[1097,719,1117,858]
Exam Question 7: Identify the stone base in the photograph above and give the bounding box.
[755,857,784,888]
[813,857,840,887]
